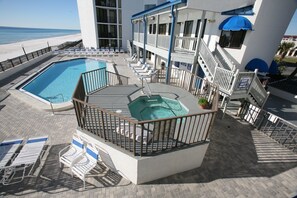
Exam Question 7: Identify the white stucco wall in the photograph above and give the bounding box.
[77,0,98,48]
[76,129,209,184]
[240,0,297,70]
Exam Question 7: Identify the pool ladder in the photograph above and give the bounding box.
[48,93,65,115]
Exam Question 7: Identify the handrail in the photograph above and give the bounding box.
[72,68,219,156]
[215,42,236,71]
[213,67,237,95]
[199,39,218,76]
[249,75,269,107]
[141,77,152,97]
[239,101,297,152]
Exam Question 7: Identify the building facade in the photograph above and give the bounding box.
[276,35,297,57]
[131,0,296,72]
[77,0,166,50]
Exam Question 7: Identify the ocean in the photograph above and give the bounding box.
[0,26,80,45]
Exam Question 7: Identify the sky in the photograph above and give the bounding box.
[0,0,80,30]
[0,0,296,34]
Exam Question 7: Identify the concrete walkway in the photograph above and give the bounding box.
[0,54,297,197]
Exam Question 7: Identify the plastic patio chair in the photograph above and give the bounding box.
[2,136,48,185]
[71,144,100,189]
[59,135,84,168]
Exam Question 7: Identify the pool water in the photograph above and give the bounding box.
[128,95,188,121]
[22,58,106,103]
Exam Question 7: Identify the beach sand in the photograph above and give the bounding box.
[0,33,81,62]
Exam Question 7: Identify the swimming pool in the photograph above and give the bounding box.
[128,95,188,121]
[21,58,106,103]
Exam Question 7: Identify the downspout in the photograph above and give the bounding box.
[165,5,176,84]
[143,16,147,63]
[131,20,134,56]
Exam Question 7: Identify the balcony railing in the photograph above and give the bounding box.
[157,35,170,49]
[72,68,219,156]
[139,33,144,43]
[133,33,139,42]
[147,34,155,46]
[174,37,197,52]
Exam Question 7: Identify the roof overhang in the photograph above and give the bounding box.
[131,0,187,20]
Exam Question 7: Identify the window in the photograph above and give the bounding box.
[109,9,117,23]
[168,23,172,35]
[183,21,193,37]
[109,25,117,38]
[195,19,207,38]
[222,5,254,15]
[118,9,122,24]
[98,24,109,37]
[97,8,107,23]
[149,24,156,34]
[119,25,122,38]
[159,24,166,35]
[118,0,121,8]
[153,24,156,34]
[219,30,246,48]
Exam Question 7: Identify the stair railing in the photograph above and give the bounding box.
[215,42,236,71]
[199,39,218,76]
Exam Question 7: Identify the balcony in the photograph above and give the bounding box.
[133,33,198,53]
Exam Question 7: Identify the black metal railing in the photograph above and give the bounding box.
[238,101,297,152]
[73,68,219,156]
[0,47,51,72]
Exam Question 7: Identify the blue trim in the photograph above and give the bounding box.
[0,139,23,146]
[131,0,186,20]
[222,5,254,16]
[87,147,99,160]
[27,137,48,144]
[165,5,176,84]
[143,16,147,63]
[72,139,84,149]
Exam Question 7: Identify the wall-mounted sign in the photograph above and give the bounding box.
[238,77,251,90]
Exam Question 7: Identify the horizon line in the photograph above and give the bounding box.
[0,25,80,31]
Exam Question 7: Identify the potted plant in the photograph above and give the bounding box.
[198,97,209,109]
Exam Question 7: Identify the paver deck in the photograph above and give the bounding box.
[0,54,297,197]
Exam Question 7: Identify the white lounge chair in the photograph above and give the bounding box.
[134,65,149,74]
[0,138,23,174]
[2,136,48,185]
[59,135,84,168]
[71,144,100,189]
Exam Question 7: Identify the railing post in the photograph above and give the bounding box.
[0,62,4,71]
[229,69,239,95]
[9,59,14,67]
[22,45,29,61]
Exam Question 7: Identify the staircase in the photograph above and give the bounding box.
[196,38,270,110]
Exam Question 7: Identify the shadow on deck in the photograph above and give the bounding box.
[147,111,297,184]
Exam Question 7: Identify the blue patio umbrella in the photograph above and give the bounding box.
[245,58,269,73]
[219,16,252,31]
[268,60,279,75]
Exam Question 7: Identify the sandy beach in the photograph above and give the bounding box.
[0,33,81,62]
